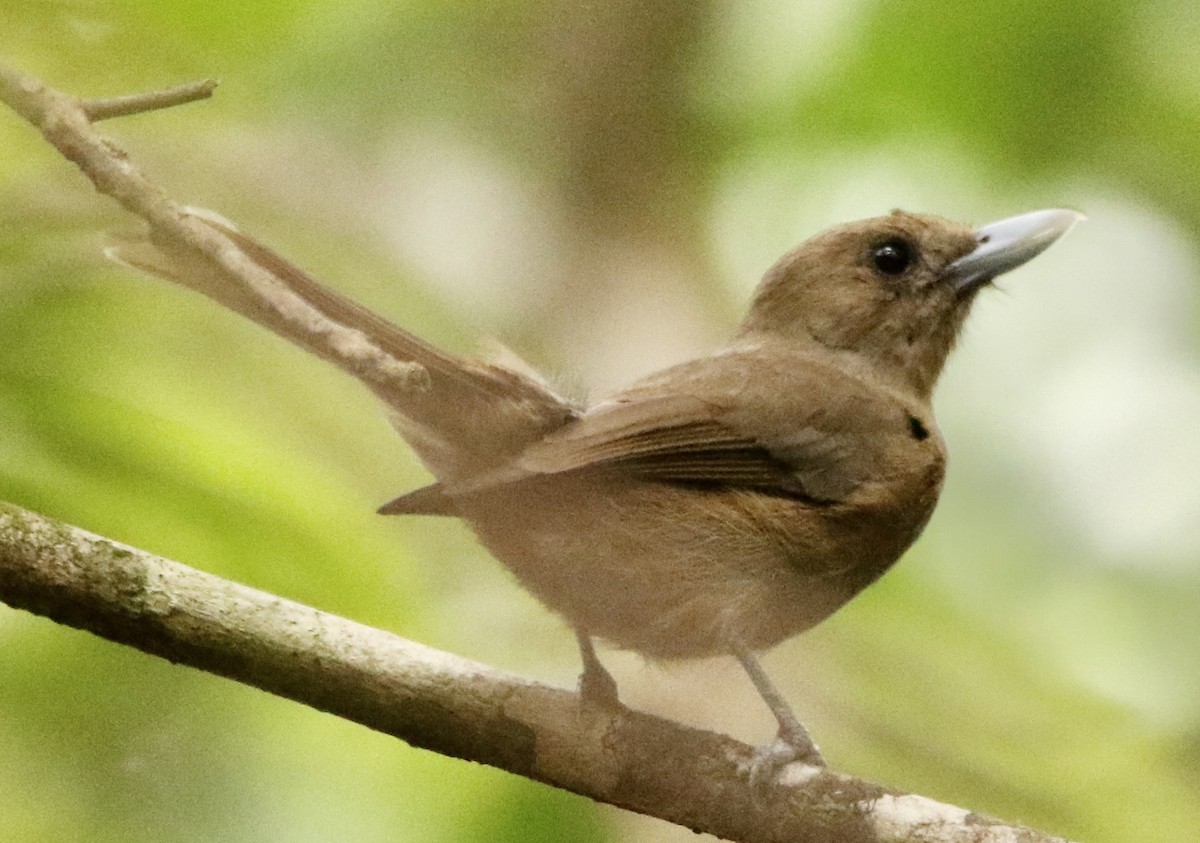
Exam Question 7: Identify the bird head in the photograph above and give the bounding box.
[739,209,1083,397]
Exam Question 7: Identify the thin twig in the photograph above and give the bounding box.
[81,78,218,121]
[0,59,427,402]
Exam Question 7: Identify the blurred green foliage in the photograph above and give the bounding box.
[2,2,1199,841]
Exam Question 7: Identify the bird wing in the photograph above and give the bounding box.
[512,394,812,494]
[430,351,890,504]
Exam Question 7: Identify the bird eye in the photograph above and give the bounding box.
[870,239,915,276]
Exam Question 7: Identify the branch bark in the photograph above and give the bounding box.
[0,61,1075,843]
[0,503,1068,843]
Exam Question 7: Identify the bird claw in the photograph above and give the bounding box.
[575,630,622,710]
[578,661,621,710]
[742,732,826,788]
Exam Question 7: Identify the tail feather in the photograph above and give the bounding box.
[108,209,579,480]
[378,483,456,516]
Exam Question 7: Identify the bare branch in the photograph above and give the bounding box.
[0,61,1077,843]
[0,60,428,405]
[81,78,218,121]
[0,503,1072,843]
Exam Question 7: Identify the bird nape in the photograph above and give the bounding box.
[112,207,1082,776]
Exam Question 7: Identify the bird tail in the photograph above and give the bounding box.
[107,208,577,480]
[377,482,455,516]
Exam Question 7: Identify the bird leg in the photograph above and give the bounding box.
[575,629,620,708]
[733,643,825,780]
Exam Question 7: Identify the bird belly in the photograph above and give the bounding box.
[461,466,942,660]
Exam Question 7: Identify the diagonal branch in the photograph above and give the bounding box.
[0,503,1069,843]
[0,61,1075,843]
[0,62,429,402]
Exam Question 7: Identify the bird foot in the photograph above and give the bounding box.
[578,661,621,710]
[742,731,826,788]
[575,630,622,710]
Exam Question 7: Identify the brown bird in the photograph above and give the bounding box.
[112,207,1081,773]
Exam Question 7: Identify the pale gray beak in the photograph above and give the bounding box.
[946,208,1084,293]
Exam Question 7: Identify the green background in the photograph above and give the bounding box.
[2,2,1199,841]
